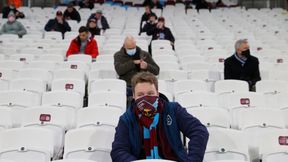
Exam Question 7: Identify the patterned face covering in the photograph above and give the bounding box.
[135,96,161,159]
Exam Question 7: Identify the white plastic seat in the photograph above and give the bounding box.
[45,31,63,40]
[67,55,92,63]
[173,80,208,95]
[258,129,288,162]
[0,127,57,162]
[88,92,126,111]
[0,108,13,131]
[187,108,230,129]
[175,92,218,108]
[9,54,35,62]
[25,61,58,71]
[36,54,64,62]
[151,40,173,51]
[88,69,118,79]
[0,61,25,71]
[60,61,90,75]
[182,62,212,71]
[76,106,122,128]
[16,69,53,85]
[10,78,47,94]
[158,62,181,70]
[204,129,250,162]
[0,90,41,108]
[64,127,114,162]
[215,80,249,94]
[158,70,188,81]
[51,79,85,97]
[0,68,15,91]
[42,91,83,109]
[256,80,288,94]
[90,61,114,70]
[53,69,86,81]
[89,79,126,94]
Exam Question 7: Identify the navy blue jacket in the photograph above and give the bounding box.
[111,98,209,162]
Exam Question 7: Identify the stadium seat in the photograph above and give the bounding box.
[64,127,114,162]
[88,92,126,111]
[9,54,35,62]
[204,129,250,162]
[67,55,92,64]
[187,108,231,129]
[16,69,53,86]
[10,78,47,94]
[60,61,90,75]
[173,80,208,95]
[175,92,218,108]
[53,69,86,81]
[0,127,57,162]
[256,80,288,94]
[258,129,288,162]
[42,91,83,109]
[25,61,58,71]
[0,108,13,131]
[76,106,122,128]
[0,90,41,108]
[215,80,249,94]
[0,68,15,91]
[158,70,188,81]
[89,69,118,80]
[36,54,64,62]
[0,61,25,71]
[89,79,126,94]
[51,79,85,97]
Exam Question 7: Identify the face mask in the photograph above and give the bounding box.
[126,48,136,56]
[241,49,251,57]
[8,16,15,22]
[9,5,15,9]
[135,96,159,118]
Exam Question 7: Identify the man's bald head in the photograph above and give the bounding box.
[124,36,136,49]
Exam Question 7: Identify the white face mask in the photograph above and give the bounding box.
[126,48,136,56]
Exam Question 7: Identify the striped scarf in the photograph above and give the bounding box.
[135,96,161,159]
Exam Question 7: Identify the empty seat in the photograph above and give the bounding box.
[10,79,47,94]
[0,90,41,108]
[0,68,15,91]
[64,127,114,162]
[215,80,249,94]
[25,61,58,71]
[89,79,126,94]
[173,80,208,95]
[158,70,188,81]
[187,108,230,129]
[88,69,118,79]
[90,62,114,70]
[158,62,181,70]
[88,92,126,111]
[67,55,92,63]
[53,69,86,81]
[258,129,288,162]
[0,127,57,162]
[9,54,35,62]
[0,61,25,71]
[16,69,53,85]
[0,108,13,131]
[60,61,90,74]
[256,80,288,94]
[204,129,250,162]
[76,106,122,128]
[36,54,64,62]
[51,79,85,97]
[175,92,218,108]
[42,91,83,109]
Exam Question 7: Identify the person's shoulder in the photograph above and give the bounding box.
[249,55,259,62]
[224,55,235,63]
[114,48,125,57]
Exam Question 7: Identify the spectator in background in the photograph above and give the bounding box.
[66,26,99,60]
[2,1,25,19]
[111,72,209,162]
[114,36,159,97]
[147,17,175,53]
[139,5,157,35]
[195,0,211,11]
[44,11,71,36]
[216,0,227,7]
[144,0,164,9]
[142,14,157,34]
[0,12,27,38]
[79,0,94,9]
[88,10,110,34]
[64,3,81,23]
[87,18,101,36]
[224,39,261,91]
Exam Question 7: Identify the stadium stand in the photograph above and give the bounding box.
[0,0,288,161]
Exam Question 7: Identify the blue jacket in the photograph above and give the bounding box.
[111,98,209,162]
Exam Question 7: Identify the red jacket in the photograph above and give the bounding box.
[66,36,99,58]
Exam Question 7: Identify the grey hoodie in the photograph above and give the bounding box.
[0,20,27,37]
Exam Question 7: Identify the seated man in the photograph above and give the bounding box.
[79,0,94,9]
[111,72,209,161]
[0,12,27,38]
[139,5,157,35]
[66,26,99,60]
[88,10,109,34]
[63,3,81,23]
[224,39,261,91]
[142,14,157,34]
[44,11,71,36]
[147,17,175,53]
[2,1,25,19]
[114,36,159,96]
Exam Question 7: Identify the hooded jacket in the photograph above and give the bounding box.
[66,36,99,58]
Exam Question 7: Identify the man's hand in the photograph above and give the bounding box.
[134,60,141,64]
[140,60,148,69]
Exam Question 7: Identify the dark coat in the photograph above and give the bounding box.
[111,98,209,162]
[147,26,175,43]
[63,8,81,22]
[88,14,110,30]
[2,6,25,19]
[224,53,261,89]
[114,46,159,86]
[44,18,71,34]
[139,12,157,33]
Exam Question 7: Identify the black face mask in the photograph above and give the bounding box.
[241,49,250,57]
